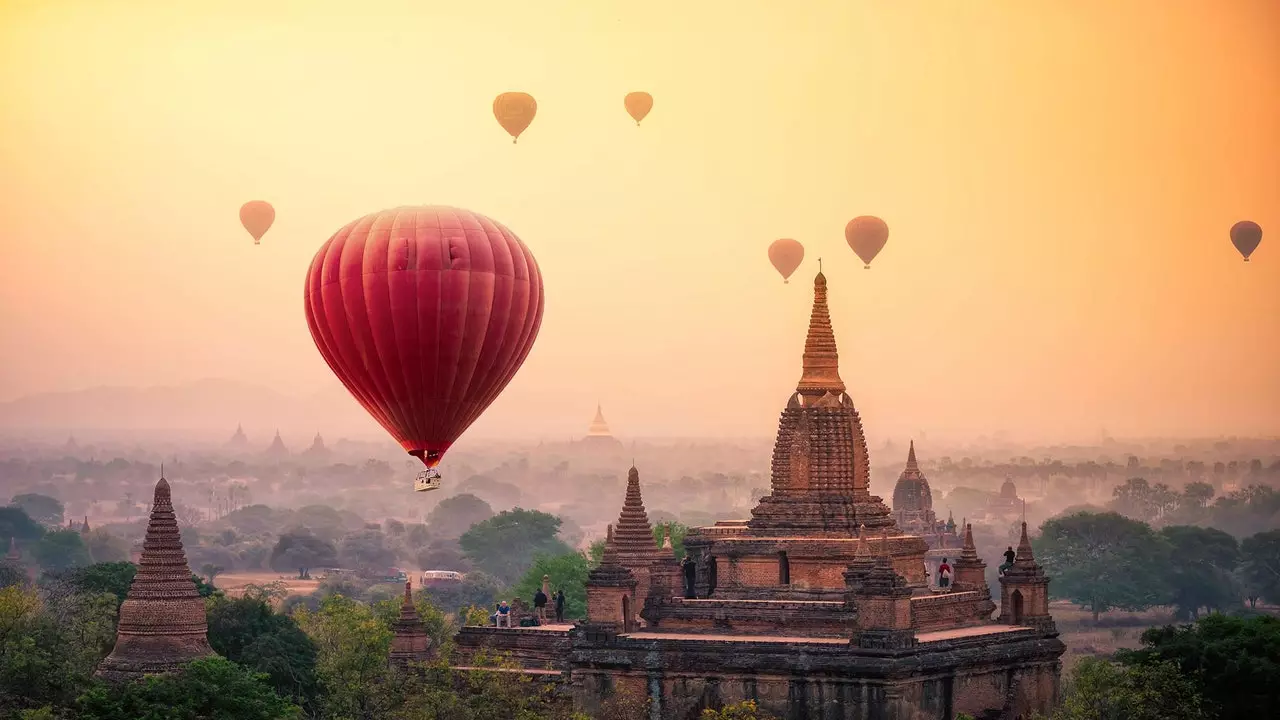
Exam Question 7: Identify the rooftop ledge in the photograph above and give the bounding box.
[620,625,1034,646]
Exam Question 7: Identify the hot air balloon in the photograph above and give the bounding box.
[624,92,653,125]
[304,206,545,491]
[845,216,889,269]
[1230,221,1263,262]
[493,92,537,143]
[768,238,804,283]
[240,201,275,245]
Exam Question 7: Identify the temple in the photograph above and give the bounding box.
[581,404,623,450]
[451,271,1064,719]
[389,580,435,668]
[226,423,249,449]
[303,432,331,461]
[96,475,217,681]
[891,442,961,585]
[264,429,290,458]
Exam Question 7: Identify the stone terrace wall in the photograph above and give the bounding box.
[910,591,997,633]
[451,626,572,671]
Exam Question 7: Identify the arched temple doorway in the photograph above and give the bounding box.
[1011,590,1024,624]
[778,551,791,585]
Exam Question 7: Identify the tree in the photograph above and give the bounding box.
[510,553,590,620]
[1239,530,1280,606]
[1159,525,1239,619]
[1047,656,1207,720]
[1120,614,1280,719]
[653,521,689,559]
[459,509,572,586]
[9,494,63,526]
[206,593,320,711]
[701,701,779,720]
[422,571,504,616]
[0,506,45,542]
[0,559,28,589]
[201,563,226,583]
[1110,478,1156,521]
[415,537,472,572]
[82,529,130,563]
[31,530,92,573]
[54,561,137,607]
[425,494,494,538]
[76,656,302,720]
[1182,481,1215,510]
[293,594,393,719]
[372,591,453,653]
[339,528,397,571]
[269,530,337,579]
[1035,512,1170,621]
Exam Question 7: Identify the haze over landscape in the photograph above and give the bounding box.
[2,0,1277,445]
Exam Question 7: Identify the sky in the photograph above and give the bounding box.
[1,0,1277,444]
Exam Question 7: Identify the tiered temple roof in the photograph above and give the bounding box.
[389,580,434,668]
[264,429,289,457]
[748,271,896,533]
[612,466,666,566]
[586,525,635,588]
[586,404,613,438]
[227,423,249,448]
[96,475,216,681]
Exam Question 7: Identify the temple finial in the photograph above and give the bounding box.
[796,269,845,396]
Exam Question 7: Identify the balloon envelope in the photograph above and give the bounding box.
[493,92,537,143]
[845,216,889,268]
[1230,220,1262,261]
[304,206,545,469]
[768,238,804,282]
[624,92,653,125]
[240,201,275,244]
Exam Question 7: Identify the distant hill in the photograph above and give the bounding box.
[0,378,377,438]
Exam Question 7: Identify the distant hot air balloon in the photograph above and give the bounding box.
[845,216,889,269]
[1230,221,1263,262]
[304,206,545,491]
[240,201,275,245]
[493,92,537,143]
[624,92,653,125]
[768,238,804,283]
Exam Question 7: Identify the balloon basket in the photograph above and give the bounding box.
[414,469,442,492]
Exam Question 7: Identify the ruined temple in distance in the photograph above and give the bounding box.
[452,270,1064,719]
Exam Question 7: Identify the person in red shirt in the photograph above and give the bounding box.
[937,559,953,590]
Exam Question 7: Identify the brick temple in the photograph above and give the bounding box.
[96,475,217,681]
[453,271,1064,720]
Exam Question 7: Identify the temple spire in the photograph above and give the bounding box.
[613,466,664,564]
[1015,521,1036,565]
[796,271,846,396]
[389,579,433,667]
[904,440,919,474]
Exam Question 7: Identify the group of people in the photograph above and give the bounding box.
[491,588,567,628]
[934,546,1018,590]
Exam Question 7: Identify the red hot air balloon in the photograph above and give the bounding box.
[624,92,653,125]
[845,216,889,269]
[493,92,537,143]
[304,206,545,491]
[240,201,275,245]
[768,238,804,283]
[1230,221,1263,262]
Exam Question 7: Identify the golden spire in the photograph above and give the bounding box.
[796,270,846,396]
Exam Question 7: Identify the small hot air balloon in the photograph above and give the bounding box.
[845,216,889,269]
[768,238,804,283]
[304,206,544,492]
[624,92,653,126]
[493,92,537,143]
[1230,221,1263,262]
[240,201,275,245]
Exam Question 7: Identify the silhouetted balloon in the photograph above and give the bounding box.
[624,92,653,125]
[493,92,537,143]
[304,206,545,477]
[1230,221,1263,262]
[240,201,275,245]
[768,239,804,283]
[845,216,889,269]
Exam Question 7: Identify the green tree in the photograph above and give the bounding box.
[422,571,503,616]
[1110,478,1156,521]
[701,700,779,720]
[1159,525,1239,619]
[1239,530,1280,606]
[653,521,689,559]
[55,561,137,607]
[459,509,572,586]
[1181,481,1215,510]
[510,552,590,620]
[205,593,320,710]
[9,494,64,526]
[76,656,302,720]
[1119,614,1280,719]
[269,529,338,579]
[293,594,393,719]
[0,559,29,589]
[0,506,45,542]
[339,528,397,571]
[426,493,494,538]
[82,529,130,563]
[1035,512,1170,621]
[1047,656,1207,720]
[31,529,92,572]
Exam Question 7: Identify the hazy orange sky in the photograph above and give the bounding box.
[1,0,1277,443]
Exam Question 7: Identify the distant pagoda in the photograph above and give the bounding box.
[227,423,250,449]
[389,580,434,668]
[582,404,623,450]
[303,432,331,460]
[96,475,217,681]
[264,429,289,458]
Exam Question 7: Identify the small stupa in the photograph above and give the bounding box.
[303,432,331,460]
[582,404,624,450]
[226,423,249,449]
[389,580,434,668]
[264,429,290,458]
[96,474,216,681]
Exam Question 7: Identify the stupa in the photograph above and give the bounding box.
[891,441,960,559]
[389,580,434,668]
[226,423,249,449]
[264,429,290,458]
[302,432,331,461]
[96,475,216,681]
[609,466,669,619]
[581,404,623,450]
